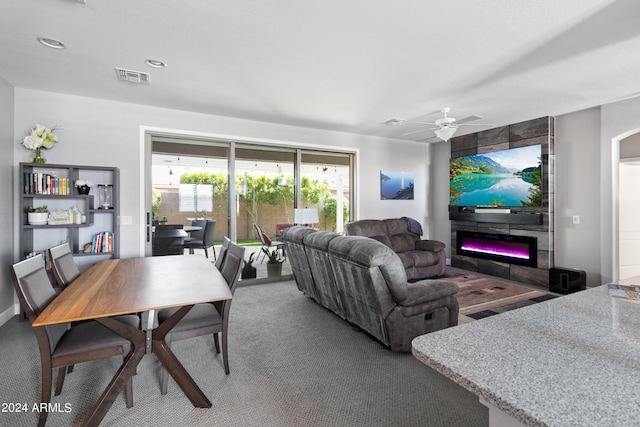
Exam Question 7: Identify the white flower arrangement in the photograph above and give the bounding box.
[22,124,59,151]
[75,180,93,187]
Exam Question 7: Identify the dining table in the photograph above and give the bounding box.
[33,255,232,427]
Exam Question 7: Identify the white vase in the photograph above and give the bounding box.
[28,212,49,225]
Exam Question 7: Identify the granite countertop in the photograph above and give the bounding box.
[412,285,640,427]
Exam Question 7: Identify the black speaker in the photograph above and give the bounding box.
[549,267,586,294]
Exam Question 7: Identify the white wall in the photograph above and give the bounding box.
[12,88,429,259]
[0,77,15,323]
[619,162,640,279]
[554,107,602,285]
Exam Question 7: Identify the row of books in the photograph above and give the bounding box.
[24,172,72,195]
[86,231,114,253]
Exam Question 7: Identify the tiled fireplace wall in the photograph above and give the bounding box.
[449,116,554,287]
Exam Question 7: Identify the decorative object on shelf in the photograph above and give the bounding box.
[21,123,59,164]
[75,180,92,195]
[98,184,113,209]
[27,206,49,225]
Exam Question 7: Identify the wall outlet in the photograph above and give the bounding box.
[572,215,580,225]
[121,215,133,225]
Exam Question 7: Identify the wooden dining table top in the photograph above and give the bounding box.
[34,256,231,327]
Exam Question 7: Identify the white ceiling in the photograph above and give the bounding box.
[2,0,640,142]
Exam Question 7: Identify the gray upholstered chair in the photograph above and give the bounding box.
[11,255,136,427]
[158,241,245,394]
[48,242,80,291]
[214,236,231,270]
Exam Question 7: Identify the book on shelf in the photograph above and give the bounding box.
[607,284,640,300]
[23,172,71,195]
[89,231,113,253]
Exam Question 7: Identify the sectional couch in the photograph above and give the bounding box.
[281,226,459,352]
[344,218,446,280]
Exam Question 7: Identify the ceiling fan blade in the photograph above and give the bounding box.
[416,135,441,143]
[459,123,493,127]
[455,115,482,125]
[410,121,437,126]
[402,128,434,136]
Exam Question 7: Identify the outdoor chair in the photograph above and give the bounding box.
[185,219,217,260]
[254,224,285,263]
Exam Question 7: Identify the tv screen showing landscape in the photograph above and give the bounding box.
[450,144,542,207]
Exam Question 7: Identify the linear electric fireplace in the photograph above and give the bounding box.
[456,231,538,268]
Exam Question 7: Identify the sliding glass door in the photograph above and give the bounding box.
[149,134,355,280]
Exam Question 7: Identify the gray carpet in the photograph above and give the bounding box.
[0,280,488,427]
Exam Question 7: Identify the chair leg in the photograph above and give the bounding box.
[222,330,230,375]
[212,246,217,260]
[54,366,66,396]
[67,364,74,374]
[204,246,209,258]
[213,332,220,354]
[125,376,134,408]
[39,362,53,427]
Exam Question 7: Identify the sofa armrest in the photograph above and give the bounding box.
[415,239,446,252]
[398,279,458,306]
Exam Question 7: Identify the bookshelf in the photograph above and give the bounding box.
[19,162,120,269]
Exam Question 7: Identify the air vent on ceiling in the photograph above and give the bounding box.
[115,67,150,84]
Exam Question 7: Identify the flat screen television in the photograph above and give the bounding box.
[450,144,542,208]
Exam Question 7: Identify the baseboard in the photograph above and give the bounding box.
[0,304,19,327]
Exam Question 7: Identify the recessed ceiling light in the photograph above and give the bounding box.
[145,59,166,68]
[38,37,66,49]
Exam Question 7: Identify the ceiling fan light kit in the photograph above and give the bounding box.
[434,126,457,142]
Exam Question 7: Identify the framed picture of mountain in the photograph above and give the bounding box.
[380,170,414,200]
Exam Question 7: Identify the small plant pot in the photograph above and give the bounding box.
[77,185,91,195]
[266,263,283,277]
[241,267,257,279]
[28,212,49,225]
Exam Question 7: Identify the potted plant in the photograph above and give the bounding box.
[27,206,49,225]
[262,247,284,277]
[241,252,257,279]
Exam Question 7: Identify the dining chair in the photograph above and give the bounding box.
[254,224,285,263]
[183,218,206,253]
[185,219,217,259]
[158,241,245,394]
[214,236,231,270]
[49,242,141,323]
[11,255,137,427]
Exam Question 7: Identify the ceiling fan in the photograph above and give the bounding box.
[403,108,487,142]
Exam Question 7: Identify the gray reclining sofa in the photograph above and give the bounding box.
[281,226,459,352]
[344,218,446,280]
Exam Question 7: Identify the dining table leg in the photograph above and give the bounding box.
[82,317,146,427]
[152,305,212,408]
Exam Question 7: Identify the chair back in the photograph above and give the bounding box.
[155,224,184,235]
[49,242,80,288]
[11,255,70,353]
[219,242,245,293]
[215,236,231,270]
[203,220,216,246]
[189,219,207,240]
[254,224,271,246]
[215,241,245,319]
